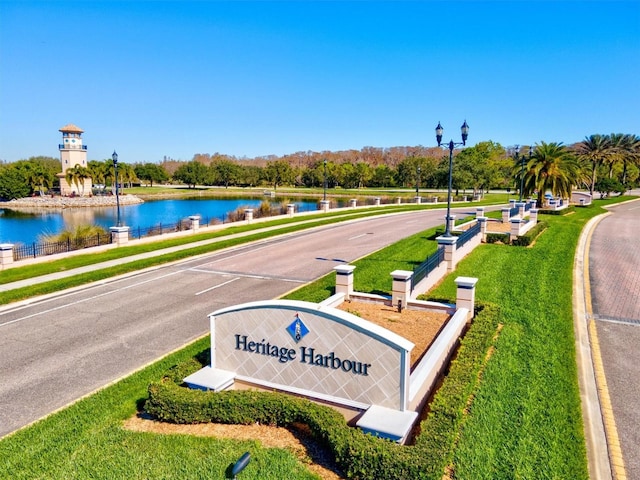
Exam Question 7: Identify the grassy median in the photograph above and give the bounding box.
[0,196,631,479]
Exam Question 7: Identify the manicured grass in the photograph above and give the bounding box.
[2,196,628,479]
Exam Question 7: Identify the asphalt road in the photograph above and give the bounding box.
[0,207,472,438]
[589,199,640,480]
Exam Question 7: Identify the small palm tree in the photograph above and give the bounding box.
[65,165,90,196]
[528,142,581,207]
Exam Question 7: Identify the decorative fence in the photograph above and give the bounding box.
[456,221,481,249]
[509,206,519,218]
[13,234,112,261]
[128,220,192,240]
[411,246,445,292]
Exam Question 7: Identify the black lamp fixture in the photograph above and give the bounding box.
[112,150,121,227]
[416,166,421,197]
[436,120,469,236]
[515,145,533,202]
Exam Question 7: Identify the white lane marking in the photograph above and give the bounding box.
[190,268,306,283]
[348,233,369,240]
[0,270,182,329]
[195,277,239,296]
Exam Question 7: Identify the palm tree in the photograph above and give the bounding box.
[528,142,581,207]
[617,134,640,186]
[574,134,612,196]
[65,165,90,196]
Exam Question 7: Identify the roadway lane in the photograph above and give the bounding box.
[589,199,640,479]
[0,207,475,437]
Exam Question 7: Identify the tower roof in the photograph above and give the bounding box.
[59,123,84,134]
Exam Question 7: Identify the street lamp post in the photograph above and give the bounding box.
[415,166,421,197]
[112,151,121,227]
[323,159,327,201]
[436,120,469,237]
[515,145,533,202]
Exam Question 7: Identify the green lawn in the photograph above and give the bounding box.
[0,196,630,479]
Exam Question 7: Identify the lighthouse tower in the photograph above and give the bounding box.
[58,123,92,196]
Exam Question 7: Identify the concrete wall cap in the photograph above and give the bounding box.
[334,265,356,274]
[455,276,479,288]
[390,270,413,280]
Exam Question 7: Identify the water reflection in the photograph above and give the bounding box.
[0,197,320,245]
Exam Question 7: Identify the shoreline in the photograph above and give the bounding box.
[0,194,144,210]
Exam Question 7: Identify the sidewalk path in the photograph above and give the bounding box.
[589,198,640,480]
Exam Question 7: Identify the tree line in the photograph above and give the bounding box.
[1,134,638,202]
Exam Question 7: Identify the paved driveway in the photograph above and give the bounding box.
[589,197,640,480]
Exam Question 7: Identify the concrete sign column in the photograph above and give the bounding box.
[244,208,254,223]
[455,276,478,321]
[320,200,330,212]
[287,204,296,217]
[391,270,413,310]
[334,265,356,299]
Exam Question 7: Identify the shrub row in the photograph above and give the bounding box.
[539,205,575,215]
[145,303,501,479]
[511,220,548,247]
[485,232,509,244]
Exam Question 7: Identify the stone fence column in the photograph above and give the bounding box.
[396,197,402,205]
[349,199,357,208]
[374,197,381,206]
[0,244,14,270]
[320,200,330,212]
[477,217,488,242]
[391,270,413,311]
[530,208,538,225]
[475,206,485,218]
[244,208,254,223]
[455,276,478,321]
[287,204,296,217]
[110,226,130,246]
[189,215,201,231]
[517,202,525,218]
[334,265,356,300]
[414,196,422,204]
[501,208,510,223]
[437,235,458,272]
[510,218,523,242]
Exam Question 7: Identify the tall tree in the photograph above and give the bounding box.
[264,160,294,191]
[173,161,207,188]
[527,142,581,207]
[134,163,169,187]
[575,134,612,196]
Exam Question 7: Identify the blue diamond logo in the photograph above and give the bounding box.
[286,314,309,343]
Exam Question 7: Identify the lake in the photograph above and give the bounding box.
[0,197,320,246]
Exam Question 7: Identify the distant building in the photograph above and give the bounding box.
[58,123,92,196]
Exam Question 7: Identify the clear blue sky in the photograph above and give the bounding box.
[1,1,638,164]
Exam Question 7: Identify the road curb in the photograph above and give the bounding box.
[574,211,626,480]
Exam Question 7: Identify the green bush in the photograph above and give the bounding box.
[485,232,509,244]
[511,221,548,247]
[539,205,575,215]
[144,304,501,480]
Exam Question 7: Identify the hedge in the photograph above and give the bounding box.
[144,303,501,480]
[511,221,548,247]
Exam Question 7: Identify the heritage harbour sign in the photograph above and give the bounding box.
[184,299,415,412]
